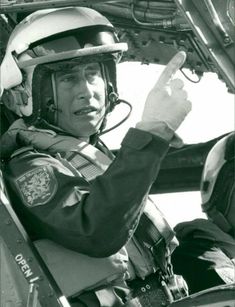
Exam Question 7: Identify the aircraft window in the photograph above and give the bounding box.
[101,62,234,148]
[150,192,206,228]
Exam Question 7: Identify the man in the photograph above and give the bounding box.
[0,7,191,306]
[172,132,235,294]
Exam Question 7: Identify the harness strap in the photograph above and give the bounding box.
[65,142,176,247]
[65,140,111,180]
[64,142,177,276]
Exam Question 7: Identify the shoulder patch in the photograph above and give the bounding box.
[15,165,58,207]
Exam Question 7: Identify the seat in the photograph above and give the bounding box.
[0,171,71,307]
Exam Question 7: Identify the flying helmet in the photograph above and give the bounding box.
[201,132,235,235]
[0,7,128,129]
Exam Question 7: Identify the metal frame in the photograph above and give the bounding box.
[174,0,235,93]
[0,0,123,13]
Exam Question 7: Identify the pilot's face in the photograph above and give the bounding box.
[55,62,106,137]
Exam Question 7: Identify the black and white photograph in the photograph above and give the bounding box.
[0,1,234,306]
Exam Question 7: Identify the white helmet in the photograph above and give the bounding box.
[0,7,128,126]
[201,132,235,235]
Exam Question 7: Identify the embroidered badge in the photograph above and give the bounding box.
[16,165,58,207]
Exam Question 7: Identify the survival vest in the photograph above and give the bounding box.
[3,123,178,298]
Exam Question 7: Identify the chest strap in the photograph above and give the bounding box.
[64,142,178,278]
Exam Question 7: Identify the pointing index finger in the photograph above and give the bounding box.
[154,51,186,89]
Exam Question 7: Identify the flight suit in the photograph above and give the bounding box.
[2,127,174,306]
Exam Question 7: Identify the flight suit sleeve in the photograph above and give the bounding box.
[4,128,169,257]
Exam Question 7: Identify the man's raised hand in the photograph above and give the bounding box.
[140,51,192,132]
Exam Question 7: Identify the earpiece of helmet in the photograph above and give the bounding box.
[1,87,29,117]
[106,82,119,113]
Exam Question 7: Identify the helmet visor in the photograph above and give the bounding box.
[18,27,127,68]
[31,27,118,55]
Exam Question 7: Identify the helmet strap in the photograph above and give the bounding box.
[206,205,233,234]
[102,60,119,114]
[25,64,56,126]
[225,183,235,215]
[107,82,119,112]
[51,73,59,125]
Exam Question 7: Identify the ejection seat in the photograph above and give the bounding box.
[0,104,72,306]
[0,175,72,307]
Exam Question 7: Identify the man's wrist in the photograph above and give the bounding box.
[135,120,174,140]
[135,120,184,148]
